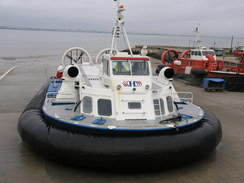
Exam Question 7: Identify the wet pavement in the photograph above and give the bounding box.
[0,58,244,183]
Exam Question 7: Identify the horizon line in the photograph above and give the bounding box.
[0,25,243,39]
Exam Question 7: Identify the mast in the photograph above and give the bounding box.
[193,24,201,48]
[110,0,133,56]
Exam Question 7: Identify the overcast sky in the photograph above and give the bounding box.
[0,0,244,37]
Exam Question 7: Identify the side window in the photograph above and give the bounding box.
[98,99,112,116]
[153,99,165,115]
[210,51,215,56]
[83,96,92,114]
[166,96,173,112]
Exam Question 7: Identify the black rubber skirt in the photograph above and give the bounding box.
[18,79,222,170]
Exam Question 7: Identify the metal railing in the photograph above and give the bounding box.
[175,92,193,103]
[46,91,77,103]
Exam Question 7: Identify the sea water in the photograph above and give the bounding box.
[0,29,243,59]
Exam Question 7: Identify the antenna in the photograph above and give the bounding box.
[110,0,133,56]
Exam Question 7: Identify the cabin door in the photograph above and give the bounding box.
[115,93,148,120]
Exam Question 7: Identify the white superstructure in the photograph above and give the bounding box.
[44,0,203,129]
[190,47,216,60]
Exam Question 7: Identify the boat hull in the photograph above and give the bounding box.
[18,79,222,170]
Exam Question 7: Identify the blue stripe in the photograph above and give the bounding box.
[52,102,76,106]
[42,108,204,132]
[181,114,193,119]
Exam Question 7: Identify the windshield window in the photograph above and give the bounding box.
[112,60,150,76]
[202,51,215,56]
[112,60,131,75]
[132,61,149,75]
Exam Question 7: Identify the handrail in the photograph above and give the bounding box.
[175,92,193,103]
[46,92,77,103]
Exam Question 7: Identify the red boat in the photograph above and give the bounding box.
[233,46,244,57]
[158,46,244,91]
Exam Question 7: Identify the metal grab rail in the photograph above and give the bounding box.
[46,91,77,103]
[175,92,193,103]
[46,91,74,97]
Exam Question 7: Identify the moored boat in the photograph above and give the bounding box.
[18,0,222,170]
[233,46,244,57]
[158,30,244,91]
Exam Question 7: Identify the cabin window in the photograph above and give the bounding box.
[112,60,130,75]
[131,61,149,75]
[202,51,215,56]
[191,51,194,56]
[128,102,141,109]
[83,96,92,114]
[98,99,112,116]
[197,51,202,56]
[166,96,173,112]
[153,99,165,115]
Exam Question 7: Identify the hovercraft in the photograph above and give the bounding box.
[159,28,244,91]
[18,0,222,170]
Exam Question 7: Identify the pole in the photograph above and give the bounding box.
[194,24,200,48]
[110,24,118,55]
[121,25,133,56]
[230,35,234,54]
